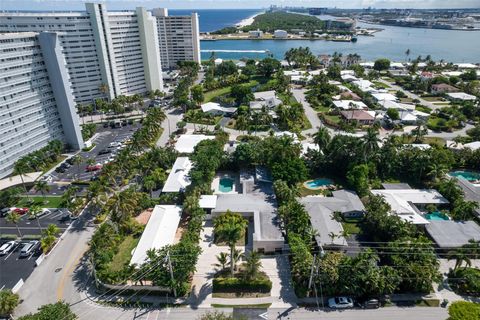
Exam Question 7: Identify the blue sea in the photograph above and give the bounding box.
[172,9,480,63]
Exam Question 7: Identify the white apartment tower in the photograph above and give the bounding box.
[153,8,201,70]
[0,32,84,178]
[0,3,164,104]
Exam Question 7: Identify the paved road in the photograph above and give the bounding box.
[156,106,184,147]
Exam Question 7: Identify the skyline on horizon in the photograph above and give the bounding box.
[2,0,480,11]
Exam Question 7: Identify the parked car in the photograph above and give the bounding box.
[86,164,102,172]
[0,241,16,255]
[12,207,29,215]
[359,299,380,309]
[66,158,75,165]
[19,240,40,257]
[98,149,111,155]
[55,166,66,173]
[0,207,10,217]
[328,297,354,309]
[40,175,53,183]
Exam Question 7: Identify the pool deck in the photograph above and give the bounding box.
[211,172,240,194]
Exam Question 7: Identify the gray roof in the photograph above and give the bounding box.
[455,178,480,217]
[331,190,365,213]
[299,197,348,247]
[212,183,282,241]
[425,220,480,248]
[382,183,412,190]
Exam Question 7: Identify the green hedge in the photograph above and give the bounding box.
[448,268,480,296]
[213,277,272,293]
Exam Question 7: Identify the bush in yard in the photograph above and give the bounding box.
[213,276,272,293]
[447,301,480,320]
[0,290,19,316]
[448,267,480,296]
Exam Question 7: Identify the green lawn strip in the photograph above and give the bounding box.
[415,105,432,114]
[399,98,414,103]
[415,299,440,307]
[17,196,64,208]
[422,96,445,102]
[324,114,342,124]
[298,186,324,197]
[204,87,232,102]
[211,303,272,308]
[107,236,139,273]
[341,221,361,235]
[373,81,390,89]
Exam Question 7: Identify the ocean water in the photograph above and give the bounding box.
[170,9,261,32]
[187,9,480,63]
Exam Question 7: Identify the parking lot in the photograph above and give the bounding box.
[28,122,141,195]
[0,208,73,289]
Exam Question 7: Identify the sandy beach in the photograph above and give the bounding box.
[235,11,264,28]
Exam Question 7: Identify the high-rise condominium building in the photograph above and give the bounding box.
[153,8,201,70]
[0,32,84,178]
[0,3,164,104]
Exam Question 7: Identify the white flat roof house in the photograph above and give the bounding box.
[371,189,449,224]
[175,134,215,153]
[352,79,374,91]
[447,92,477,101]
[464,141,480,151]
[372,92,398,102]
[201,102,237,115]
[162,157,192,193]
[332,100,368,110]
[130,205,182,266]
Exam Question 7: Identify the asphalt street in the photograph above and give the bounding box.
[0,208,70,236]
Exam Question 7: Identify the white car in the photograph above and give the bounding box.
[328,297,354,309]
[0,241,16,255]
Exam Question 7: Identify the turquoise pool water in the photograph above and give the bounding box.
[425,211,450,221]
[305,178,334,189]
[449,170,480,182]
[219,177,234,192]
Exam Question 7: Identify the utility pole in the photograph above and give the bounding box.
[166,251,177,297]
[307,254,317,295]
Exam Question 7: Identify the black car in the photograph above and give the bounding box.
[127,119,134,125]
[103,123,109,128]
[66,158,75,165]
[359,299,380,309]
[0,207,10,217]
[55,166,66,173]
[98,149,111,155]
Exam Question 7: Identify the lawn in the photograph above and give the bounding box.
[107,236,139,273]
[17,196,64,208]
[400,135,445,147]
[415,105,432,114]
[204,80,259,102]
[324,114,342,124]
[399,97,414,103]
[373,81,390,89]
[341,220,362,235]
[422,96,445,102]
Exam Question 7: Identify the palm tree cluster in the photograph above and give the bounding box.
[13,140,63,175]
[284,47,319,68]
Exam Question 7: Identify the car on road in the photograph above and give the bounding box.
[0,207,10,217]
[328,297,354,309]
[0,241,16,255]
[86,164,102,172]
[359,299,380,309]
[19,240,40,257]
[11,207,29,215]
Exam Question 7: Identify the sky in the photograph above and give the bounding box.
[1,0,480,10]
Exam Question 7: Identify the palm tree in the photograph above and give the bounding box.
[313,126,331,151]
[362,127,380,161]
[447,248,472,270]
[0,290,19,316]
[41,224,60,253]
[12,159,30,196]
[328,232,338,244]
[72,155,83,180]
[230,248,244,272]
[143,176,156,197]
[412,124,428,143]
[6,212,22,237]
[243,250,262,281]
[427,163,447,182]
[34,180,50,201]
[43,223,60,238]
[29,204,43,232]
[214,211,248,277]
[214,252,229,271]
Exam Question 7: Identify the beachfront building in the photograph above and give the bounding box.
[152,8,201,70]
[0,32,84,178]
[249,29,264,38]
[273,30,288,38]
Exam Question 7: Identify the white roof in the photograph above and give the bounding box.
[332,100,367,110]
[352,79,373,90]
[201,102,236,114]
[455,63,478,69]
[442,71,463,77]
[399,112,418,122]
[464,141,480,151]
[341,74,358,82]
[340,70,355,76]
[130,205,182,266]
[359,62,374,68]
[254,90,276,100]
[199,195,218,209]
[372,92,398,102]
[214,58,223,65]
[274,131,298,141]
[301,143,320,155]
[162,157,192,193]
[390,62,405,68]
[175,134,215,153]
[403,143,431,150]
[447,92,477,101]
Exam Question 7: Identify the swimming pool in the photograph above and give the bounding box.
[219,177,234,192]
[304,178,334,190]
[449,170,480,182]
[425,211,450,221]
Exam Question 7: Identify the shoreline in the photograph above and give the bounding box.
[235,11,264,28]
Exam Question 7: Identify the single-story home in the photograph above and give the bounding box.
[352,79,374,92]
[250,90,282,109]
[199,195,218,209]
[201,102,237,116]
[332,100,368,110]
[431,83,459,94]
[130,205,182,266]
[464,141,480,151]
[426,220,480,249]
[174,134,215,154]
[447,92,477,102]
[301,142,320,155]
[210,173,284,253]
[372,92,398,103]
[371,188,449,225]
[341,74,358,82]
[338,91,361,101]
[455,177,480,218]
[454,63,479,70]
[162,157,192,193]
[340,110,376,125]
[299,190,364,248]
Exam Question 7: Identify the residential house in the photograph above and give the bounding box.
[201,102,237,116]
[431,83,459,94]
[332,100,368,110]
[162,157,192,193]
[426,220,480,249]
[174,134,215,153]
[340,110,376,125]
[446,92,477,102]
[250,90,282,110]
